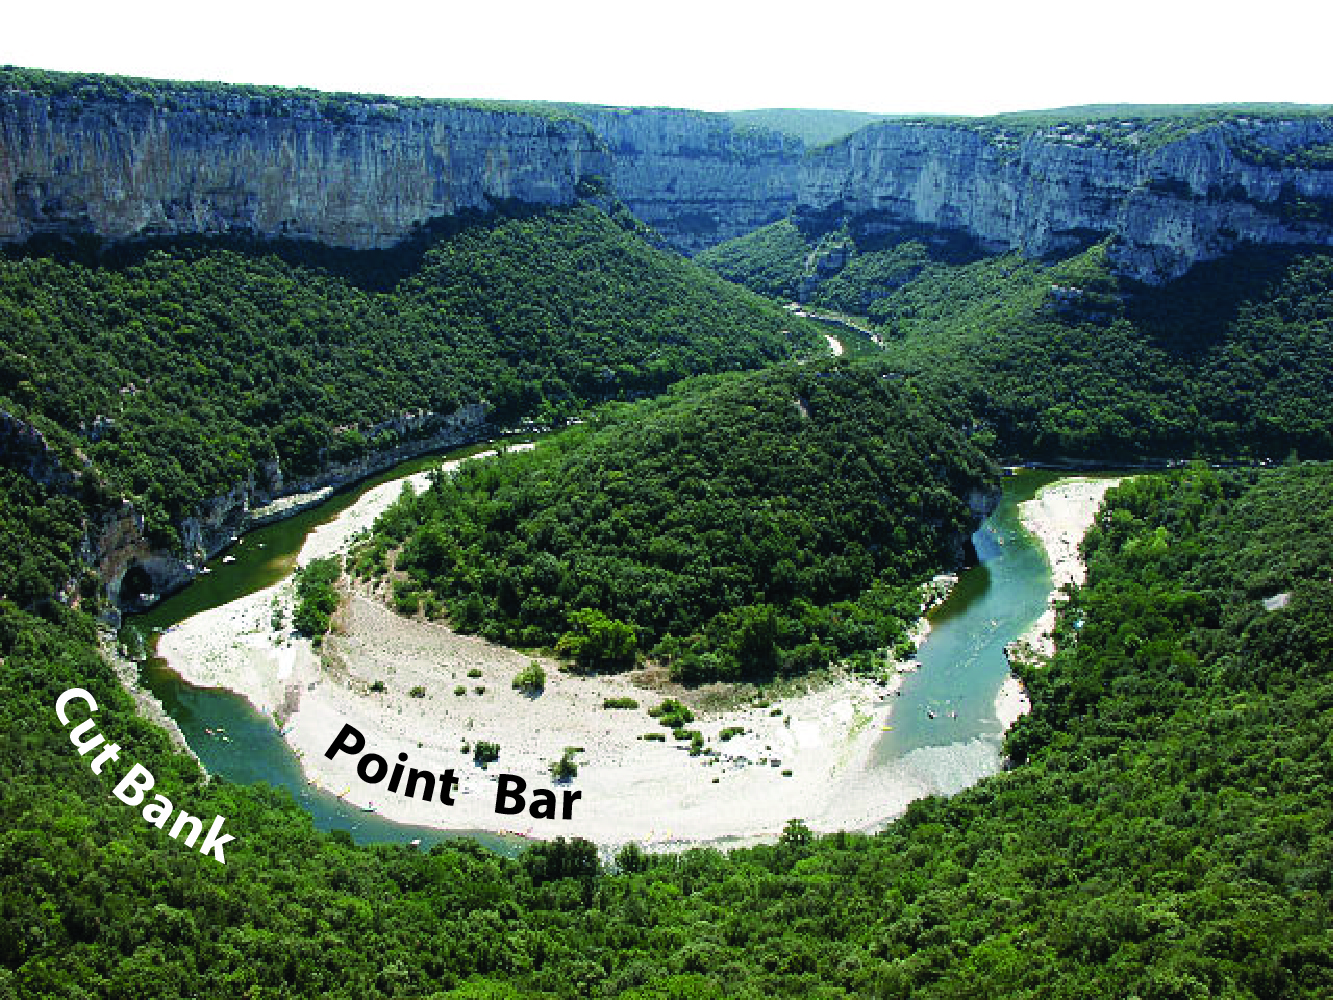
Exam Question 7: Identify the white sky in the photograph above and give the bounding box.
[6,1,1331,115]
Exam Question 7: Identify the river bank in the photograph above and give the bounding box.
[155,441,952,848]
[1009,476,1124,663]
[155,461,1120,849]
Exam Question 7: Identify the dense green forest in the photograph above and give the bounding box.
[353,364,996,681]
[0,204,819,546]
[5,457,1330,996]
[700,224,1333,461]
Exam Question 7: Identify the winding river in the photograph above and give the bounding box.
[129,444,1083,852]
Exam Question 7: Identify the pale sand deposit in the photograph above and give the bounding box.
[160,444,927,848]
[1009,475,1124,663]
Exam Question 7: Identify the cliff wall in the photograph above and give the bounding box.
[7,78,1332,279]
[796,117,1333,282]
[572,107,800,252]
[0,89,610,248]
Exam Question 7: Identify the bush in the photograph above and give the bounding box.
[454,685,466,696]
[409,685,426,698]
[473,741,500,765]
[602,697,639,709]
[641,733,667,742]
[293,556,341,637]
[512,660,547,694]
[369,680,387,693]
[468,668,483,678]
[649,698,694,729]
[550,748,579,780]
[719,726,745,741]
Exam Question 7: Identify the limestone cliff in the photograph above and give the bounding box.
[797,117,1333,282]
[0,78,805,255]
[0,404,489,618]
[0,88,610,248]
[571,107,801,252]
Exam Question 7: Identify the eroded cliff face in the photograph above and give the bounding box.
[572,108,801,252]
[0,90,611,247]
[0,85,806,255]
[797,117,1333,282]
[0,405,489,618]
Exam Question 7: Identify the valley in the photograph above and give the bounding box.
[2,65,1331,999]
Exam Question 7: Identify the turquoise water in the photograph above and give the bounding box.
[128,438,535,855]
[870,471,1121,798]
[130,456,1107,849]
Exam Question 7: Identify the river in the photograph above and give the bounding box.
[128,450,1092,853]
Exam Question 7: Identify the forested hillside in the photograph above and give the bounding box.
[5,452,1330,996]
[700,225,1333,462]
[354,363,997,681]
[0,204,818,544]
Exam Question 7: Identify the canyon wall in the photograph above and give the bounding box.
[0,82,801,255]
[0,88,611,248]
[6,77,1332,280]
[796,117,1333,282]
[571,107,800,252]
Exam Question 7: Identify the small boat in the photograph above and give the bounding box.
[881,725,893,731]
[927,709,936,719]
[948,711,957,719]
[408,839,422,849]
[362,803,377,813]
[222,555,236,564]
[199,567,212,575]
[204,728,214,735]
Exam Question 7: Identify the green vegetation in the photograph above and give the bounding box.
[3,81,1333,993]
[719,725,746,741]
[706,226,1333,462]
[695,219,809,299]
[550,748,579,781]
[601,697,639,709]
[648,699,695,729]
[512,661,547,695]
[875,244,1333,461]
[291,556,340,638]
[408,685,426,698]
[361,364,996,682]
[4,463,1329,996]
[698,219,984,308]
[0,204,818,544]
[0,467,87,609]
[0,65,600,125]
[821,103,1333,154]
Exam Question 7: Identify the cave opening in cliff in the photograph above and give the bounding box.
[120,564,154,605]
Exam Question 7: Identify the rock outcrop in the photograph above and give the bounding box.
[571,107,800,252]
[6,76,1333,278]
[796,117,1333,282]
[0,80,802,256]
[1,88,611,248]
[1,403,489,617]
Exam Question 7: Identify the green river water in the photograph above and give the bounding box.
[128,449,1107,851]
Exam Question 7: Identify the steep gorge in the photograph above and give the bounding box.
[5,74,1333,282]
